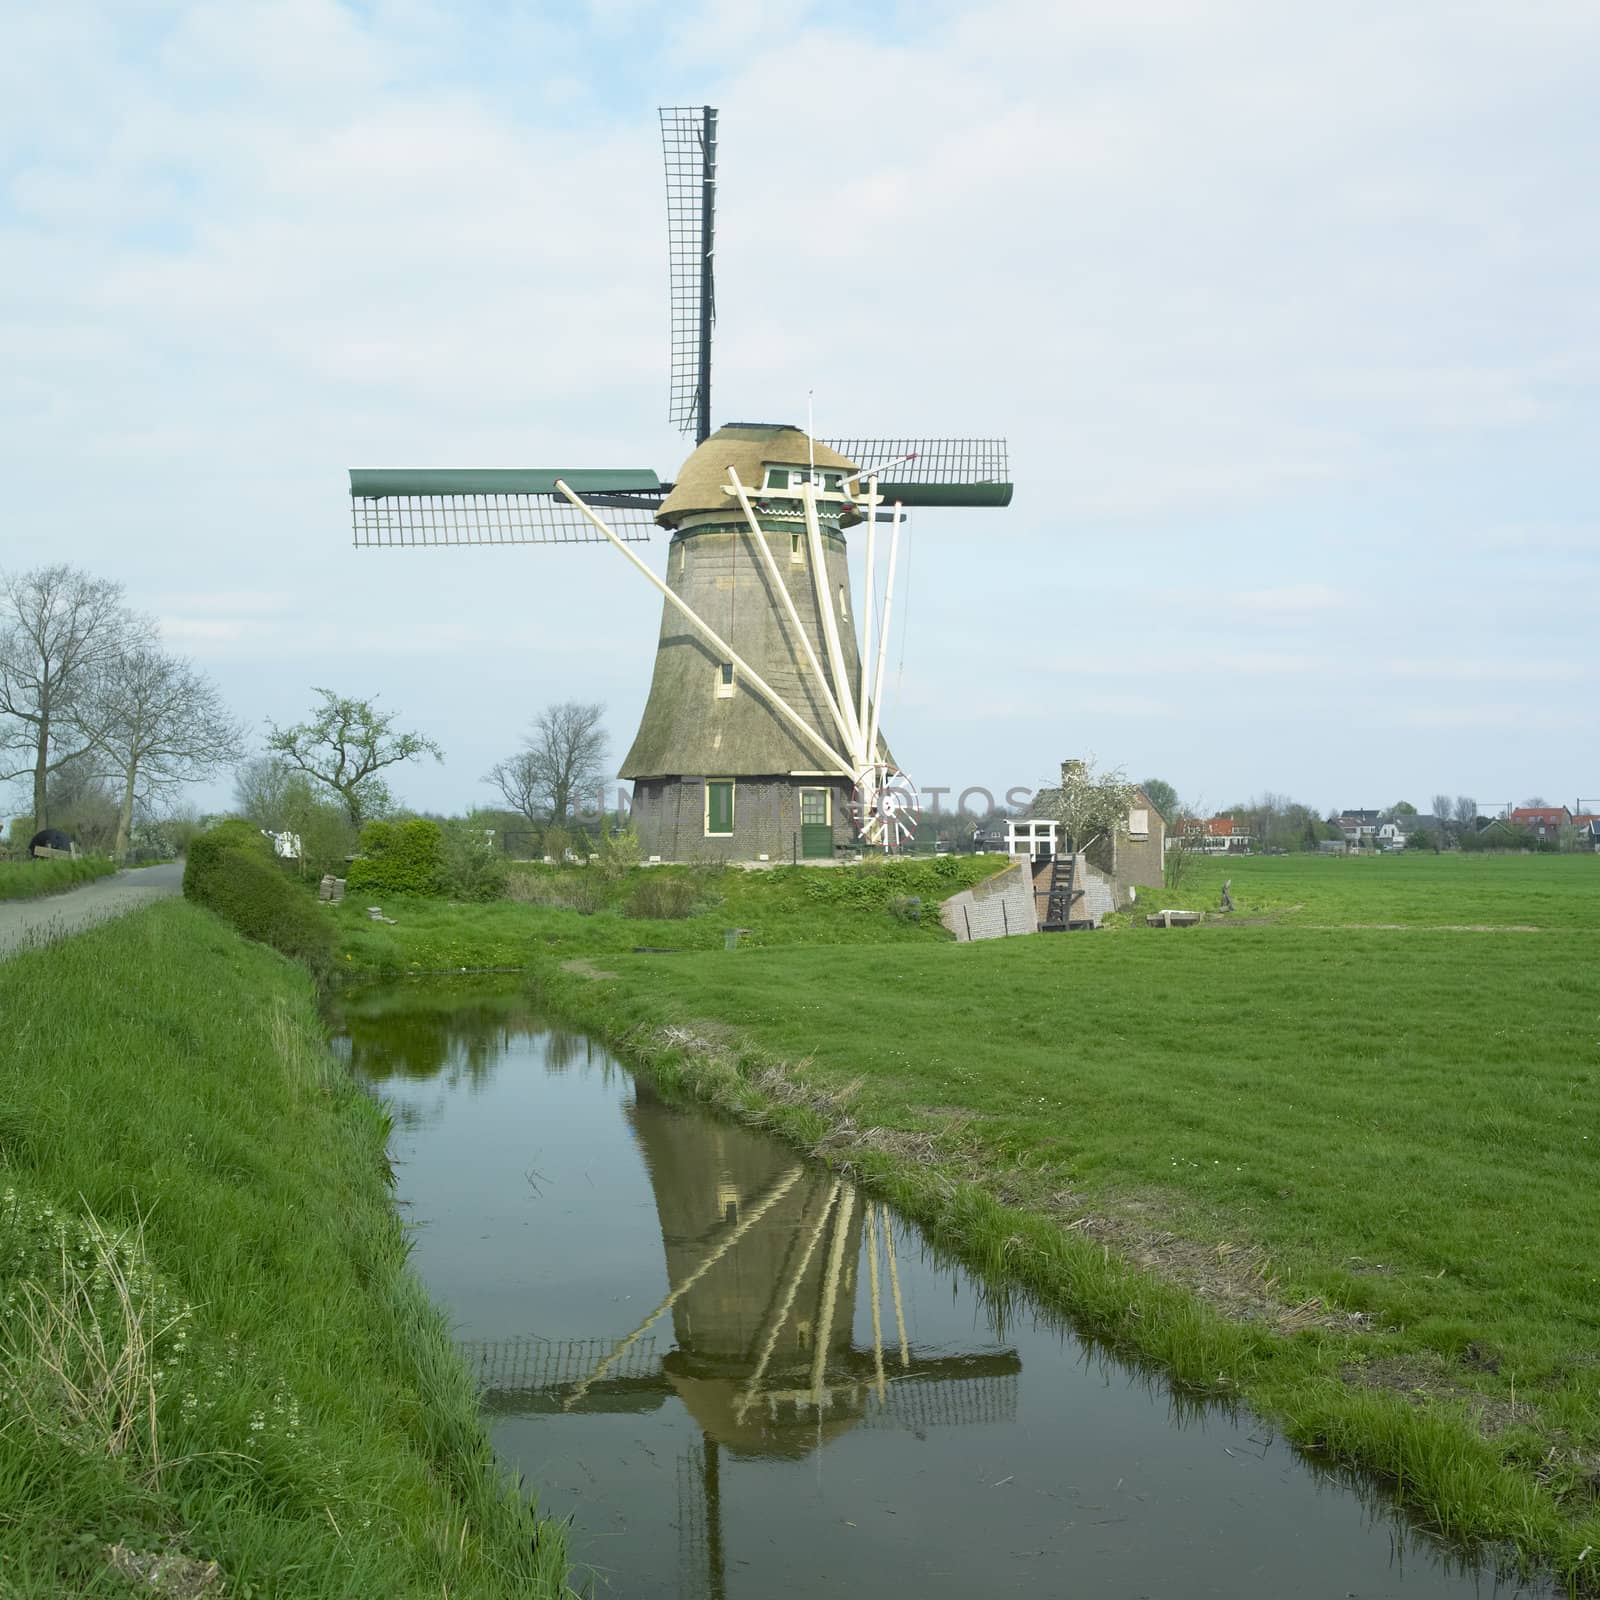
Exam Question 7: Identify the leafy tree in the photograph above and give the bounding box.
[1392,800,1418,816]
[265,689,442,827]
[0,564,149,828]
[485,700,608,825]
[89,647,245,859]
[1140,778,1179,824]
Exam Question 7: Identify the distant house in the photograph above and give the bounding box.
[1179,815,1251,855]
[1573,814,1600,851]
[1509,806,1572,842]
[1337,809,1381,846]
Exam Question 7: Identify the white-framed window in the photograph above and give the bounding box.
[799,787,831,826]
[715,662,735,699]
[705,779,735,836]
[676,541,685,577]
[838,584,848,621]
[763,466,847,494]
[1128,807,1149,837]
[790,530,803,563]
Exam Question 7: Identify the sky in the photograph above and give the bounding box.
[4,0,1598,824]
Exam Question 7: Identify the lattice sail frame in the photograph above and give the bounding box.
[350,491,657,546]
[661,106,717,439]
[822,437,1010,485]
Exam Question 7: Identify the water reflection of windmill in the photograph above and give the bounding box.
[463,1085,1019,1595]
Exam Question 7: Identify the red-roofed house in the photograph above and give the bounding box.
[1179,815,1252,855]
[1509,806,1571,841]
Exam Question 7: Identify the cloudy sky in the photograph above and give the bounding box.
[4,0,1597,821]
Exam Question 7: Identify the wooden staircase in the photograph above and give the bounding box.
[1041,853,1095,931]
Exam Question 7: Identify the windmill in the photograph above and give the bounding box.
[348,106,1013,861]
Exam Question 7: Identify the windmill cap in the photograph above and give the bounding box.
[657,425,858,527]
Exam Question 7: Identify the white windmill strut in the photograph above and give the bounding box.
[801,482,864,758]
[858,476,880,742]
[866,499,903,771]
[725,468,858,761]
[554,481,854,777]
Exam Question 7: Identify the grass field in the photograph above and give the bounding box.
[1158,848,1600,927]
[0,901,570,1598]
[529,852,1600,1587]
[334,854,1000,977]
[0,856,116,901]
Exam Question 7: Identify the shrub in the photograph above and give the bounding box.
[557,873,609,915]
[182,824,333,978]
[625,872,699,920]
[346,818,444,898]
[887,893,923,924]
[440,822,508,902]
[597,824,642,883]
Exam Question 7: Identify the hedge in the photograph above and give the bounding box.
[346,818,444,898]
[182,821,334,978]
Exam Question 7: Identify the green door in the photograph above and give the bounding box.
[800,788,832,859]
[706,781,734,836]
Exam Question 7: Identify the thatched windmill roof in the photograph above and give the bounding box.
[657,424,857,527]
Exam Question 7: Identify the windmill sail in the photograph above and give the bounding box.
[661,106,717,443]
[348,468,659,546]
[821,437,1013,507]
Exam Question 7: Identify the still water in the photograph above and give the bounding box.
[335,984,1542,1599]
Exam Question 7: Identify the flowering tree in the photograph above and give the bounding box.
[1038,757,1139,851]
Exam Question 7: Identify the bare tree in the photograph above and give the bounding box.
[1521,795,1548,808]
[0,564,147,828]
[90,648,246,859]
[233,755,297,829]
[1431,794,1454,824]
[1455,795,1479,829]
[485,701,608,824]
[266,689,442,827]
[483,749,544,829]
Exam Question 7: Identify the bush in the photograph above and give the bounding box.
[597,824,642,883]
[557,873,609,915]
[625,872,699,920]
[182,824,333,978]
[887,893,923,924]
[440,822,508,902]
[346,818,444,898]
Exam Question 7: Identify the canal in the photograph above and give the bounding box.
[334,982,1544,1598]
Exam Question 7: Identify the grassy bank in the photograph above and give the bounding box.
[527,855,1600,1589]
[335,855,1000,977]
[0,856,116,901]
[0,900,570,1597]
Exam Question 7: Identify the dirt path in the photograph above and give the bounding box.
[0,862,185,961]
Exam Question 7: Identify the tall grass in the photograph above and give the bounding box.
[0,900,572,1597]
[0,857,116,901]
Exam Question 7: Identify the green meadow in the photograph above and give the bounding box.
[0,902,569,1598]
[520,852,1600,1586]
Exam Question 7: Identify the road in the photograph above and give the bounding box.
[0,862,185,961]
